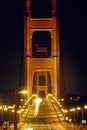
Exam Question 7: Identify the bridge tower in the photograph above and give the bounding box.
[24,0,60,99]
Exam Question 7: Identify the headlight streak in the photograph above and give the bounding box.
[34,98,42,116]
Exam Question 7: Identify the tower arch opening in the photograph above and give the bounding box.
[32,71,52,98]
[32,31,51,58]
[31,0,52,18]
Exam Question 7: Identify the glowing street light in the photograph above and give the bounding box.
[0,106,2,110]
[84,105,87,109]
[76,106,81,123]
[18,89,28,106]
[81,105,87,125]
[18,90,28,94]
[76,107,81,111]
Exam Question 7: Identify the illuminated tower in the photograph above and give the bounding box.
[24,0,60,99]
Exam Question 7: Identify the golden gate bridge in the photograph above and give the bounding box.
[0,0,87,130]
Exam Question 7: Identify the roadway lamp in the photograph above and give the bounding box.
[18,90,28,94]
[76,106,81,110]
[18,89,28,106]
[0,106,2,109]
[76,106,81,123]
[81,105,87,125]
[84,105,87,109]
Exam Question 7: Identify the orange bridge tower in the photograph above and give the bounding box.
[24,0,60,99]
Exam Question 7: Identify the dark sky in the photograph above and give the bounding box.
[0,0,87,95]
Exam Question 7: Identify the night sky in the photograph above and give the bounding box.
[0,0,87,95]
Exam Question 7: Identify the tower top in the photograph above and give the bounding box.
[52,0,57,10]
[26,0,31,10]
[25,0,58,18]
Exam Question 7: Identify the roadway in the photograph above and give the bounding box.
[0,94,86,130]
[20,94,66,130]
